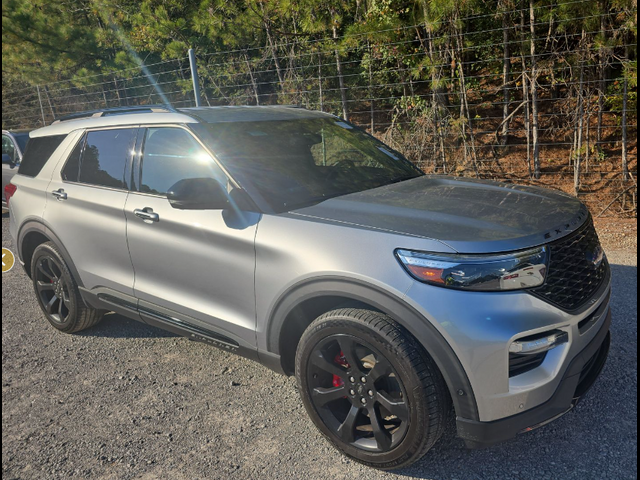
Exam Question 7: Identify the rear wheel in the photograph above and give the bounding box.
[31,242,104,333]
[295,308,450,470]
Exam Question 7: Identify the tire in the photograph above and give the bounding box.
[295,308,450,470]
[30,241,104,333]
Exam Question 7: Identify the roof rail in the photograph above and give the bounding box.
[51,105,178,124]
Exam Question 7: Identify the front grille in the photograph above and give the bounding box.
[531,217,609,311]
[509,352,547,377]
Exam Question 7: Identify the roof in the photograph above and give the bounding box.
[28,106,332,138]
[180,106,332,123]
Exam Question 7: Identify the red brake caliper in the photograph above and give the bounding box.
[333,351,349,388]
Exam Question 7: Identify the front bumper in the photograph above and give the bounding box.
[457,308,611,448]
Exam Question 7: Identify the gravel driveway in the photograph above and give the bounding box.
[2,213,637,480]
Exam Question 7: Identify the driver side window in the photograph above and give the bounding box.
[139,127,226,196]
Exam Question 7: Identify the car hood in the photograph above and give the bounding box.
[289,175,590,254]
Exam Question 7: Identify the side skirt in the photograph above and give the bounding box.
[79,287,265,365]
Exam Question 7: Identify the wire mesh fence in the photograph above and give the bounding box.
[2,0,637,217]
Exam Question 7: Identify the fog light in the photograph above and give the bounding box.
[509,331,569,355]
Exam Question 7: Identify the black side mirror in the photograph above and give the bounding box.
[2,154,14,165]
[167,177,230,210]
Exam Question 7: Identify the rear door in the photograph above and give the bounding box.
[124,125,258,348]
[44,127,138,296]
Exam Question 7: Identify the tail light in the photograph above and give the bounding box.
[4,183,17,207]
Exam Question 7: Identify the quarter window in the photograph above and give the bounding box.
[62,128,136,189]
[18,134,67,177]
[139,127,224,196]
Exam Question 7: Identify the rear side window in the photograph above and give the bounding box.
[139,127,224,195]
[62,128,137,189]
[18,134,67,177]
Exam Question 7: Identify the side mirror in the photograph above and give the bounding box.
[167,177,230,210]
[2,154,14,165]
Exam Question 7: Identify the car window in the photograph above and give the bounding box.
[13,133,30,154]
[17,134,67,177]
[192,118,421,212]
[62,128,137,189]
[2,135,18,163]
[61,134,85,182]
[139,127,224,196]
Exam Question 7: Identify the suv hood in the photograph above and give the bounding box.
[289,176,589,254]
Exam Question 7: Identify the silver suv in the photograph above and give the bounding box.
[8,105,611,470]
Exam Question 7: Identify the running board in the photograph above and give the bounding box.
[139,306,240,351]
[79,287,258,362]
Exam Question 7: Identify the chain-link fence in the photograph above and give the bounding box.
[2,1,637,217]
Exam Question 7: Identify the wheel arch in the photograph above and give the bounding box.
[17,219,83,287]
[265,276,479,421]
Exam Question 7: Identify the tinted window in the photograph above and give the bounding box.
[61,134,85,182]
[140,127,224,195]
[75,129,137,189]
[13,133,30,154]
[192,119,421,212]
[18,134,67,177]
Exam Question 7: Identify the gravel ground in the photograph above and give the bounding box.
[2,213,637,480]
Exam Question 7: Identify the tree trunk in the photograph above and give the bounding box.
[43,85,58,119]
[244,53,260,106]
[574,31,587,195]
[529,0,541,179]
[317,52,324,111]
[113,76,124,106]
[501,12,511,146]
[368,42,375,133]
[260,3,285,93]
[597,9,607,144]
[520,8,533,179]
[455,12,480,177]
[425,27,447,173]
[622,43,629,181]
[332,23,349,121]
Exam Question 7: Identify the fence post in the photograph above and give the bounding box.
[36,85,46,126]
[189,49,202,107]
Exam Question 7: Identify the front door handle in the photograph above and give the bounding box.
[134,208,160,223]
[52,189,67,200]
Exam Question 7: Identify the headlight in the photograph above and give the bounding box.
[395,247,549,291]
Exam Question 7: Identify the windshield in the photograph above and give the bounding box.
[192,118,422,212]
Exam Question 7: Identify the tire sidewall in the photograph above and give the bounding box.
[296,314,435,469]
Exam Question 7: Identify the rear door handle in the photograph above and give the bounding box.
[52,189,67,200]
[134,208,160,223]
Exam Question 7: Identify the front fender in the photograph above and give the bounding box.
[265,275,479,421]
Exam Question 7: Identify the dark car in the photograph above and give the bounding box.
[2,129,30,208]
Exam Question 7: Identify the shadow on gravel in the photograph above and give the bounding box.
[395,262,637,480]
[77,312,178,339]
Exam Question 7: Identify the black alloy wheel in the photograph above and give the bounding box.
[307,334,409,452]
[35,255,72,324]
[30,241,104,333]
[296,308,450,470]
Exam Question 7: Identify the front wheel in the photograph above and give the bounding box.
[295,308,450,470]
